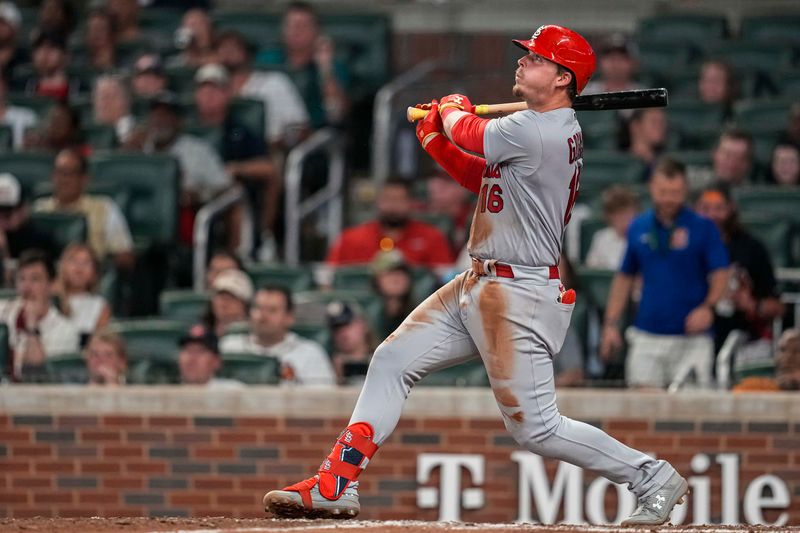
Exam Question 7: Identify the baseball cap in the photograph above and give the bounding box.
[370,249,409,276]
[134,53,165,76]
[0,173,22,209]
[179,323,219,354]
[601,33,637,58]
[195,63,229,86]
[0,2,21,30]
[148,90,182,114]
[326,300,361,328]
[212,268,254,303]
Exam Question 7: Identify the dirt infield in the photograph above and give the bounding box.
[0,518,797,533]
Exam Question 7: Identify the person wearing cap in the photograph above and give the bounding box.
[92,74,135,144]
[0,1,24,82]
[0,76,37,149]
[695,183,783,357]
[178,322,243,388]
[203,268,252,338]
[0,248,79,381]
[27,30,76,101]
[194,63,278,260]
[220,284,335,386]
[0,173,56,285]
[215,29,309,149]
[130,53,168,98]
[33,147,135,269]
[327,300,376,385]
[369,251,417,339]
[582,33,642,96]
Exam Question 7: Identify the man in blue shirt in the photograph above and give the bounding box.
[600,157,729,388]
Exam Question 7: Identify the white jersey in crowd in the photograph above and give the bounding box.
[469,107,583,267]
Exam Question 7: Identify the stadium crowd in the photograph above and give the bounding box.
[0,0,797,391]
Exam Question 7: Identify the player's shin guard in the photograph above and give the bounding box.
[284,422,377,504]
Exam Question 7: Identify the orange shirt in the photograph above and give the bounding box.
[327,220,453,267]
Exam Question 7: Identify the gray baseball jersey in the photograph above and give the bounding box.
[468,108,582,267]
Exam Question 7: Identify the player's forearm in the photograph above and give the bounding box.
[704,268,730,308]
[603,273,634,326]
[442,110,487,155]
[422,133,485,194]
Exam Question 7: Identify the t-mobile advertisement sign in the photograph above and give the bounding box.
[416,452,790,526]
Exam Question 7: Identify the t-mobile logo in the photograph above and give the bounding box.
[416,454,485,521]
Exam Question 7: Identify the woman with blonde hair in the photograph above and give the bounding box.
[55,243,112,345]
[84,328,127,385]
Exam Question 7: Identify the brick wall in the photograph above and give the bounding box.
[1,388,798,523]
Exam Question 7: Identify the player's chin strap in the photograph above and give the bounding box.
[283,423,378,508]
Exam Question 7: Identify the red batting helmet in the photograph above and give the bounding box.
[512,25,596,94]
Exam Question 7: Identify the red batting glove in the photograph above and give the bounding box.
[415,100,443,149]
[438,93,474,119]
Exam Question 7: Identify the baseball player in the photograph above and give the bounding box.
[264,25,688,526]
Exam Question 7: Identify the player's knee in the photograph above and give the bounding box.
[503,412,563,451]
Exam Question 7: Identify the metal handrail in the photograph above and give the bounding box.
[192,185,254,291]
[715,330,747,391]
[371,60,438,184]
[284,128,345,267]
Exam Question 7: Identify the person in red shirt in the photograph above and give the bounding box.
[327,179,453,268]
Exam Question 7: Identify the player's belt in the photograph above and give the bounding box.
[471,258,559,280]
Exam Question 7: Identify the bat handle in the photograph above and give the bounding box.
[406,104,491,123]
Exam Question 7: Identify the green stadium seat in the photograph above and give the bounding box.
[0,324,9,380]
[88,154,180,247]
[665,150,712,169]
[6,93,55,119]
[667,101,726,138]
[576,267,616,313]
[637,14,728,47]
[28,212,88,256]
[108,319,186,363]
[706,41,793,76]
[159,290,210,323]
[417,359,489,387]
[733,99,796,131]
[332,265,372,291]
[229,98,266,141]
[734,187,800,225]
[183,124,223,155]
[739,214,794,268]
[166,66,199,95]
[740,15,800,45]
[219,353,280,384]
[83,123,117,150]
[213,12,282,49]
[0,152,54,198]
[638,42,694,73]
[290,323,331,350]
[579,217,606,264]
[777,71,800,97]
[46,353,87,384]
[0,125,11,151]
[582,151,646,187]
[294,289,383,332]
[139,8,183,36]
[247,263,314,292]
[579,118,618,151]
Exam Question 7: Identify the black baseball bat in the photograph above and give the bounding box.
[573,88,668,111]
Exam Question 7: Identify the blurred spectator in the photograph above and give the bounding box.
[767,141,800,187]
[84,328,127,386]
[220,285,335,385]
[0,173,56,285]
[327,300,376,385]
[585,185,640,269]
[205,249,243,289]
[0,249,79,381]
[178,322,242,387]
[36,0,75,38]
[106,0,140,44]
[203,268,252,337]
[92,74,134,144]
[215,30,309,149]
[168,8,216,68]
[711,128,754,187]
[370,251,415,339]
[783,103,800,146]
[582,34,641,95]
[600,157,729,388]
[733,328,800,392]
[54,243,112,345]
[83,8,117,71]
[126,92,232,244]
[27,30,76,100]
[327,179,454,268]
[698,60,736,117]
[0,1,23,81]
[257,1,350,128]
[24,101,86,153]
[33,147,135,268]
[422,171,473,250]
[623,108,668,177]
[130,53,167,98]
[193,64,278,248]
[0,76,37,149]
[695,184,783,356]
